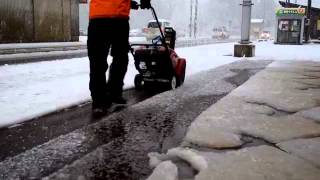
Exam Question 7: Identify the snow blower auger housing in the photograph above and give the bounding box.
[131,7,186,90]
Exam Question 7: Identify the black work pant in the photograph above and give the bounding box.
[87,18,129,105]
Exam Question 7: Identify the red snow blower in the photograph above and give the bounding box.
[131,6,187,90]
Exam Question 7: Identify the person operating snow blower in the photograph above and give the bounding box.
[88,0,151,116]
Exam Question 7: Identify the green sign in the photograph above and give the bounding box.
[276,8,306,17]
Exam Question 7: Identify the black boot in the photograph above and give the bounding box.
[92,100,112,117]
[111,95,127,105]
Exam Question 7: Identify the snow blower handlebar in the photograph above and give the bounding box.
[130,4,169,53]
[149,7,167,48]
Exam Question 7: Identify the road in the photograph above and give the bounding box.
[0,60,271,180]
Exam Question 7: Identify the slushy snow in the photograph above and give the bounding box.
[146,161,178,180]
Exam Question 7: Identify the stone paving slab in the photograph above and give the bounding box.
[196,146,320,180]
[184,61,320,148]
[185,95,320,148]
[278,137,320,168]
[233,61,320,113]
[298,107,320,122]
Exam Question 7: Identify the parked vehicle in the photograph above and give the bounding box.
[259,31,272,41]
[129,29,144,37]
[144,19,172,41]
[212,26,230,39]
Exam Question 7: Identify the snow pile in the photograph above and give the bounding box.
[167,147,208,172]
[148,152,167,168]
[148,147,207,179]
[183,128,244,149]
[146,161,178,180]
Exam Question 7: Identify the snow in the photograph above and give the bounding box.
[251,19,264,23]
[175,43,237,76]
[147,147,207,180]
[80,36,147,44]
[252,41,320,61]
[148,152,166,168]
[146,161,178,180]
[1,41,320,128]
[0,59,91,127]
[167,147,208,171]
[79,36,88,43]
[0,42,85,50]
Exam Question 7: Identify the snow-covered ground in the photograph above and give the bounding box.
[253,41,320,61]
[1,41,320,128]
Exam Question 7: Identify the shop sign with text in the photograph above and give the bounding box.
[276,8,306,17]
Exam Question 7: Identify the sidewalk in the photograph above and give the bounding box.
[147,61,320,180]
[0,41,87,65]
[0,42,86,55]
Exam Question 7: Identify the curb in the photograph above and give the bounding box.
[0,50,87,65]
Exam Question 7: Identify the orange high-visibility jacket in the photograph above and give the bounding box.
[90,0,131,19]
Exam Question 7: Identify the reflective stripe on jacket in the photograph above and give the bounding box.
[90,0,131,19]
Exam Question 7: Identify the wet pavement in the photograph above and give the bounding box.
[0,60,271,179]
[148,61,320,180]
[0,88,160,161]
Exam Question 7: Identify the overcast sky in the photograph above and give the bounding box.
[80,0,318,36]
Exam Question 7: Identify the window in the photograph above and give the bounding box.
[79,0,88,4]
[279,20,289,31]
[291,20,300,32]
[148,22,162,28]
[164,22,171,27]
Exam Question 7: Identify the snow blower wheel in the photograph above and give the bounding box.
[176,58,186,86]
[134,74,143,90]
[168,75,178,90]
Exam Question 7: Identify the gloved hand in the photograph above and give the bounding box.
[140,0,151,9]
[131,0,139,10]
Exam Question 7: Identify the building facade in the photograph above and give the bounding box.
[0,0,79,43]
[279,1,320,40]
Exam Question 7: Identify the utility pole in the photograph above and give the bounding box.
[194,0,198,38]
[306,0,312,42]
[234,0,255,57]
[263,0,266,28]
[189,0,193,38]
[240,0,253,44]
